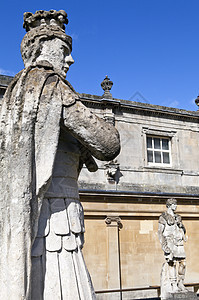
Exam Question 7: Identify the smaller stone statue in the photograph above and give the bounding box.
[158,198,188,299]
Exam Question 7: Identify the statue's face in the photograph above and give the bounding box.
[36,38,74,77]
[170,203,177,212]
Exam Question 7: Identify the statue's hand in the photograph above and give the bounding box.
[164,246,171,255]
[79,145,98,172]
[165,252,173,262]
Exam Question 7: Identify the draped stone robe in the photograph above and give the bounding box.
[0,63,120,299]
[31,128,96,299]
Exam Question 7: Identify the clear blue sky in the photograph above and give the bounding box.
[1,0,199,111]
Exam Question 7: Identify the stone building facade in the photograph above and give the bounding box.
[0,75,13,100]
[1,74,199,299]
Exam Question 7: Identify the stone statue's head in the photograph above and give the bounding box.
[166,198,177,208]
[21,10,74,77]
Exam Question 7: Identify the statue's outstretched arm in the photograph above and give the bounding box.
[62,100,120,161]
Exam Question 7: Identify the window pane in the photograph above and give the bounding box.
[147,137,152,148]
[162,139,169,150]
[154,138,160,149]
[147,150,153,162]
[154,151,161,163]
[163,152,170,164]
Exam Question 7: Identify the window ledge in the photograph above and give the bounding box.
[143,166,183,174]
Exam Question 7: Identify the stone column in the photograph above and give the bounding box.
[105,216,122,291]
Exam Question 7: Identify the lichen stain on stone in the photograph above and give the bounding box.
[46,76,57,85]
[28,88,34,94]
[40,95,47,101]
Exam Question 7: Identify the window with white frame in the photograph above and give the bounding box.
[146,136,171,165]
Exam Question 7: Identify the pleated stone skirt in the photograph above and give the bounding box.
[31,198,96,300]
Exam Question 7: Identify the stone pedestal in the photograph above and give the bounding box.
[164,291,197,300]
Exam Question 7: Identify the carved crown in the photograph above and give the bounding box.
[23,10,68,32]
[21,10,72,63]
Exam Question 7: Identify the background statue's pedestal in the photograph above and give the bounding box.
[163,291,197,300]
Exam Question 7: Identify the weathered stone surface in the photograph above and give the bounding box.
[165,291,197,300]
[62,99,120,161]
[158,198,189,299]
[0,9,120,300]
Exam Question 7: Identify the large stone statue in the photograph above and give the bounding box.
[158,198,187,299]
[0,10,120,299]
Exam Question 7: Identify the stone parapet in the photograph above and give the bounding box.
[164,291,197,300]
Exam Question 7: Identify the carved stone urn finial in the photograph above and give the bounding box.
[101,75,113,99]
[195,95,199,111]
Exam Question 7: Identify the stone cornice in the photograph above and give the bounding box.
[80,189,199,218]
[79,189,199,204]
[0,75,13,87]
[79,93,199,122]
